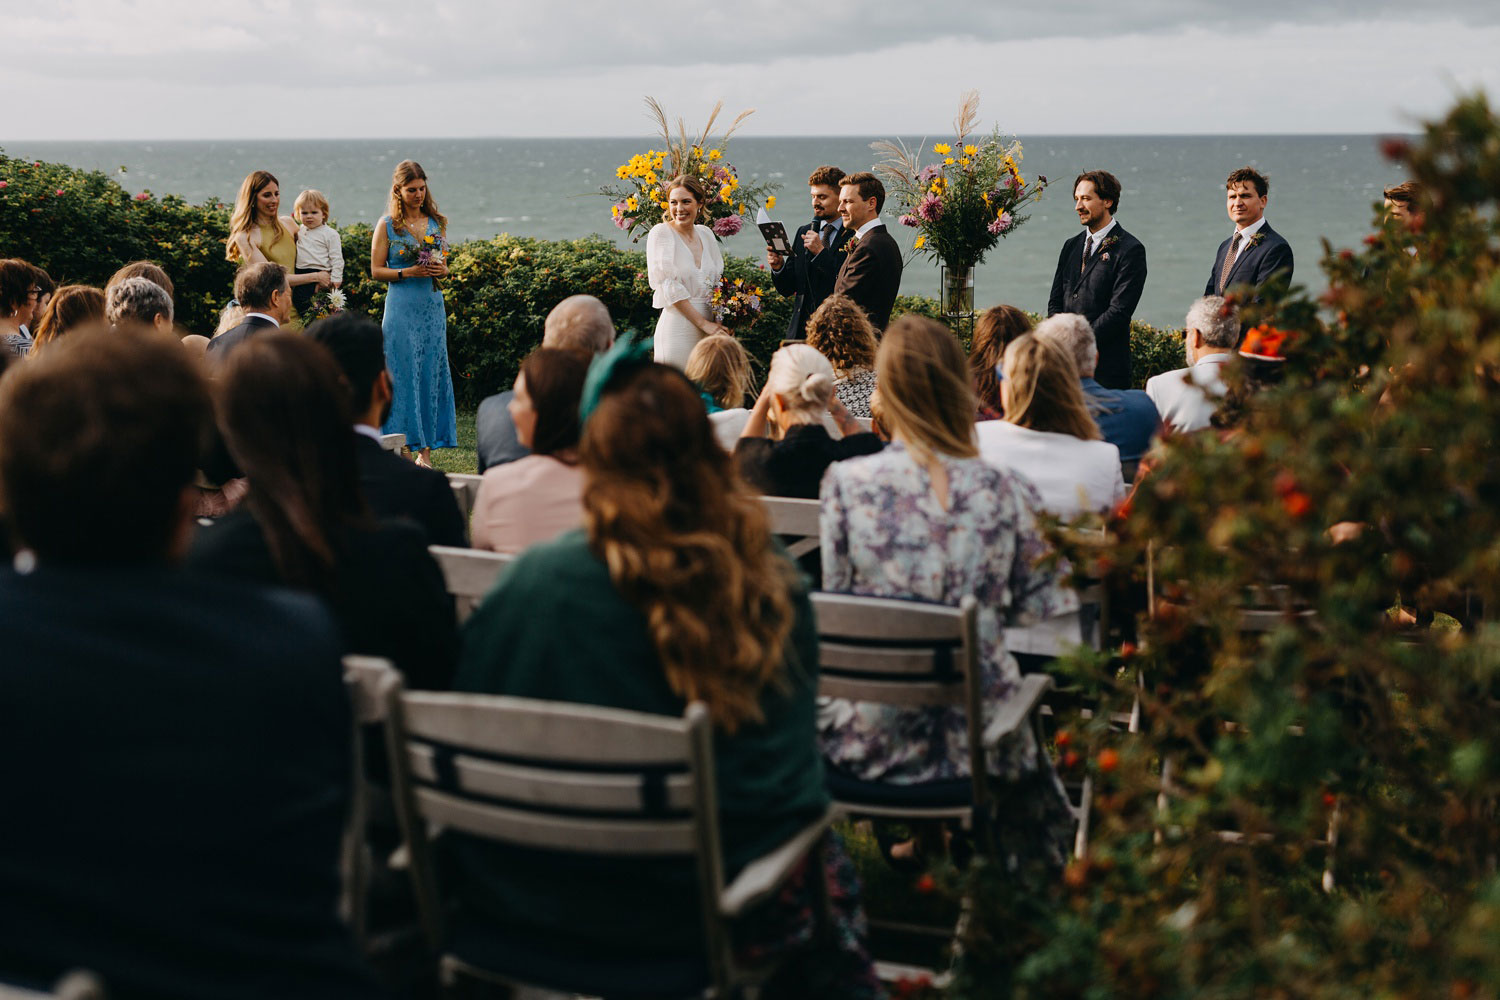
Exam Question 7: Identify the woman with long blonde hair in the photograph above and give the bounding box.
[685,332,756,449]
[224,171,330,311]
[368,160,456,466]
[975,332,1124,518]
[454,348,882,997]
[819,315,1078,870]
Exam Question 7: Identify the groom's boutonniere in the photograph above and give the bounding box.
[1247,232,1267,250]
[842,234,860,253]
[1099,233,1120,262]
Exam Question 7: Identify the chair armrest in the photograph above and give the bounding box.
[719,805,837,918]
[982,673,1052,748]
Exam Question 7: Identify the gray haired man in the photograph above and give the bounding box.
[1145,295,1241,433]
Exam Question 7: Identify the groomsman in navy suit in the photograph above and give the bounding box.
[767,165,853,339]
[1047,170,1147,389]
[1205,166,1294,299]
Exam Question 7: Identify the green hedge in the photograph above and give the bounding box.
[2,149,1183,402]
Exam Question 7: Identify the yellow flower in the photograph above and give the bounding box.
[914,235,926,248]
[963,144,978,156]
[424,235,435,244]
[625,196,638,211]
[738,203,747,214]
[699,164,713,176]
[958,157,970,167]
[644,171,657,185]
[615,165,629,179]
[933,143,951,155]
[766,196,776,210]
[692,145,703,158]
[708,149,722,161]
[720,185,733,199]
[944,157,955,166]
[734,277,744,286]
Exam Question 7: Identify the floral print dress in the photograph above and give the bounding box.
[818,443,1078,863]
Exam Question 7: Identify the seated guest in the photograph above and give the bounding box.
[455,346,881,995]
[188,332,456,690]
[804,293,879,418]
[819,316,1077,868]
[1146,295,1239,434]
[977,333,1125,518]
[735,343,882,498]
[969,303,1033,420]
[470,347,590,555]
[105,276,174,336]
[476,294,615,472]
[1034,311,1158,466]
[205,262,291,362]
[107,260,175,300]
[685,333,755,449]
[307,312,467,547]
[0,259,46,357]
[28,285,106,357]
[0,328,376,999]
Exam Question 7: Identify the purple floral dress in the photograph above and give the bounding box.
[817,443,1077,785]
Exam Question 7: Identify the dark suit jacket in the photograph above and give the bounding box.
[833,224,903,331]
[0,564,379,1000]
[770,220,853,339]
[1204,222,1294,298]
[187,507,457,691]
[1081,377,1159,464]
[475,389,527,474]
[1048,224,1147,389]
[354,432,467,547]
[204,314,279,363]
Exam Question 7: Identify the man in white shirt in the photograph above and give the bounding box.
[832,171,903,330]
[1146,295,1240,433]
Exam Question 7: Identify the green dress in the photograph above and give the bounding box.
[452,529,828,956]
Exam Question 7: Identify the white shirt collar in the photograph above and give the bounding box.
[1195,352,1234,367]
[1232,216,1267,240]
[353,423,383,442]
[244,312,281,328]
[854,217,885,238]
[1083,218,1117,249]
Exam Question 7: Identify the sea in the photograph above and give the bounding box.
[3,135,1405,329]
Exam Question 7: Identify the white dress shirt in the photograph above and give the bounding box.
[1145,353,1233,434]
[854,218,885,239]
[1081,217,1118,261]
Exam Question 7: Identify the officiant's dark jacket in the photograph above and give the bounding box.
[771,221,853,339]
[1203,222,1294,299]
[833,224,903,332]
[1047,224,1147,389]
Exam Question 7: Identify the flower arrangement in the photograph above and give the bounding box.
[709,275,763,329]
[396,230,448,267]
[600,98,778,243]
[303,288,347,323]
[874,91,1049,273]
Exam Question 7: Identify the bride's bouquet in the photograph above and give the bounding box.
[601,99,778,243]
[710,276,763,330]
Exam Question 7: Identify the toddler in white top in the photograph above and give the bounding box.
[292,189,344,317]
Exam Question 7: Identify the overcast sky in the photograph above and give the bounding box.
[2,0,1497,139]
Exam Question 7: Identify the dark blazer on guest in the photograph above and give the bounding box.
[187,507,458,691]
[833,223,903,331]
[770,220,853,339]
[1081,377,1159,464]
[0,564,379,1000]
[353,431,467,547]
[474,389,527,474]
[1048,223,1148,390]
[204,313,279,363]
[1204,222,1294,298]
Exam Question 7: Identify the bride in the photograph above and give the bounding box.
[646,175,730,369]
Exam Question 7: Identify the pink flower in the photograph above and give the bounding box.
[54,188,64,196]
[1007,175,1022,191]
[916,193,943,223]
[614,213,634,230]
[0,180,7,189]
[988,212,1013,236]
[134,192,149,201]
[917,164,943,184]
[899,213,920,228]
[711,214,743,237]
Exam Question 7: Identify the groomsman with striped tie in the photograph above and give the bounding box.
[1206,167,1294,300]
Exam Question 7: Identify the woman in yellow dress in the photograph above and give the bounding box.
[225,170,330,325]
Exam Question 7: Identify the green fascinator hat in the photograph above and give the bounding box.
[578,330,655,425]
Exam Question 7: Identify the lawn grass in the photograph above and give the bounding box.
[426,407,478,475]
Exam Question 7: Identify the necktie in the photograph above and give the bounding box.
[1080,235,1093,274]
[822,223,835,247]
[1219,232,1242,293]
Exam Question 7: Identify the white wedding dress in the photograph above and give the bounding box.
[646,222,723,370]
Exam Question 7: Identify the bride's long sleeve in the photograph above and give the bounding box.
[646,224,690,309]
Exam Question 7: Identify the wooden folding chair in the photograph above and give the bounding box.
[378,433,407,454]
[759,495,821,563]
[381,684,836,999]
[428,545,513,623]
[340,655,404,952]
[445,473,482,525]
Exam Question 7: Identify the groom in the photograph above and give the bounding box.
[833,171,902,332]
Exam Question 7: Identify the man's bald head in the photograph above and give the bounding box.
[542,295,615,355]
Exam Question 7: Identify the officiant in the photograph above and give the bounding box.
[765,165,852,339]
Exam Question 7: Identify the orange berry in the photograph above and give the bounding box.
[1098,748,1120,772]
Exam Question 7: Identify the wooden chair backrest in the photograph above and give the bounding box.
[447,473,483,523]
[429,544,514,623]
[760,495,821,561]
[378,433,406,453]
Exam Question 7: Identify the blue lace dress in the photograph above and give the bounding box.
[381,216,457,450]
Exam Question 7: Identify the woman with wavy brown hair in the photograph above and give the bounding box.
[224,171,330,314]
[969,303,1033,419]
[804,293,879,418]
[30,285,106,357]
[454,345,882,997]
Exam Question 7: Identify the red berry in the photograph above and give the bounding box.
[1339,249,1354,260]
[1363,233,1379,246]
[915,874,936,894]
[1119,641,1137,660]
[1063,751,1080,769]
[1282,491,1312,519]
[1322,792,1337,808]
[1055,730,1072,747]
[1273,470,1298,497]
[1098,748,1120,772]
